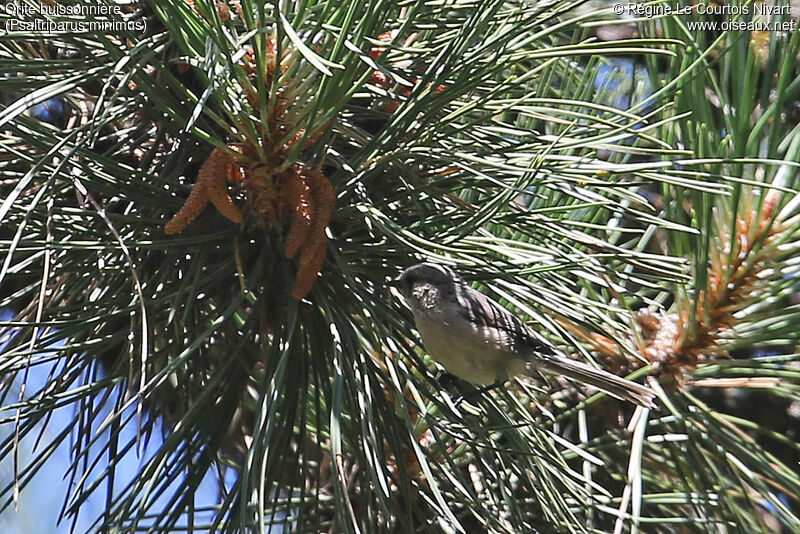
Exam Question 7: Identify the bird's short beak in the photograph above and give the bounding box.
[386,277,400,289]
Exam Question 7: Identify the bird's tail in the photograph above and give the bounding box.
[528,357,656,408]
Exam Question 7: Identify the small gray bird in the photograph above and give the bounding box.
[388,263,656,407]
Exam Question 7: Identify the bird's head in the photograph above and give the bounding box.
[388,263,461,311]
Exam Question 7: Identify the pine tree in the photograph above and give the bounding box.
[1,1,798,532]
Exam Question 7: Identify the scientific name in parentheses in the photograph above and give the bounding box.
[624,3,792,17]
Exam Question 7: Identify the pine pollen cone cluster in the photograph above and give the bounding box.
[164,41,335,300]
[163,30,437,299]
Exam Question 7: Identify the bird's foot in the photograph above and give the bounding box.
[451,380,504,407]
[436,372,457,389]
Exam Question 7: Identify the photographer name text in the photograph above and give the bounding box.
[613,2,792,17]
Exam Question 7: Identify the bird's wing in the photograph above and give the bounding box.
[453,284,553,357]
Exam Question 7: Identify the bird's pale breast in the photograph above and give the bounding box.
[413,301,522,385]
